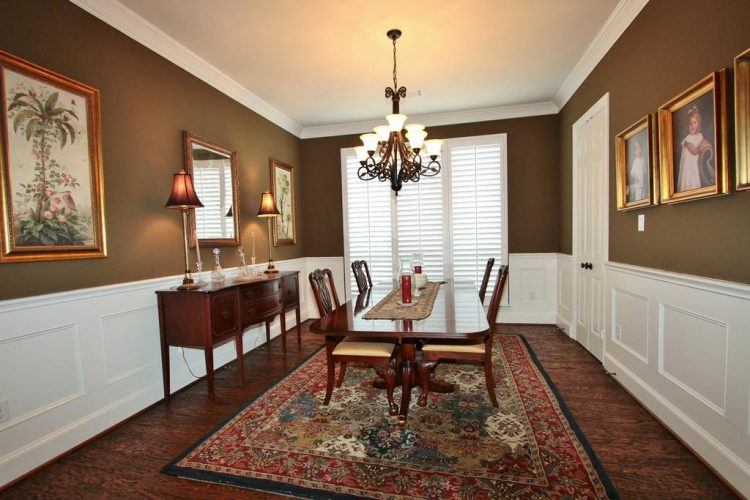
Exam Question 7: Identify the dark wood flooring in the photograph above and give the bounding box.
[2,323,736,499]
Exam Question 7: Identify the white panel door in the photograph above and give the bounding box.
[573,94,608,361]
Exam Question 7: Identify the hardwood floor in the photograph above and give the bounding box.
[2,323,736,499]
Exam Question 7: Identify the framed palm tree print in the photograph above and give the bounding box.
[0,50,106,263]
[269,159,295,246]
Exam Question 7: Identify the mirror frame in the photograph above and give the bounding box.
[183,131,240,247]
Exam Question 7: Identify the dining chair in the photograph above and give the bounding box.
[351,260,373,294]
[478,257,495,304]
[417,265,509,408]
[308,269,399,415]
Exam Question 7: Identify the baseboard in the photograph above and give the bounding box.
[605,353,750,496]
[555,314,571,336]
[499,311,557,324]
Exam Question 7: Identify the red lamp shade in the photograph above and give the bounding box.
[164,169,203,209]
[256,191,280,217]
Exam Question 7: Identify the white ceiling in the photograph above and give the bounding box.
[114,0,617,128]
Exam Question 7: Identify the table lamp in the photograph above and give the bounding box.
[256,191,280,274]
[164,169,204,289]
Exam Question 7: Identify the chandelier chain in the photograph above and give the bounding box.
[392,37,398,90]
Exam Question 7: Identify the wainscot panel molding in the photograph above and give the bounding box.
[602,261,750,496]
[497,253,559,325]
[0,256,345,488]
[556,253,573,334]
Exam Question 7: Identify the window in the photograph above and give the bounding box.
[341,134,507,300]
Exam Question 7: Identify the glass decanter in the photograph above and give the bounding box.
[211,248,226,282]
[237,246,250,279]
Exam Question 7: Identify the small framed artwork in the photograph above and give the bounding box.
[615,114,659,210]
[735,48,750,191]
[657,70,729,203]
[269,159,295,246]
[0,50,106,263]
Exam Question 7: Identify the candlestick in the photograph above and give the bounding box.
[252,231,256,262]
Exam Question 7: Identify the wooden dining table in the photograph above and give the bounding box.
[309,279,489,423]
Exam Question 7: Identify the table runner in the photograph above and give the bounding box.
[363,281,443,320]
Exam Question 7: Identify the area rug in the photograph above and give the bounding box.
[163,335,618,499]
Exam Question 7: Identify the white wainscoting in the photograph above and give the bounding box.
[555,253,573,334]
[602,262,750,496]
[0,256,344,487]
[497,253,559,324]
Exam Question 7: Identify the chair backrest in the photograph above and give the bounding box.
[486,265,509,334]
[478,257,495,303]
[351,260,373,294]
[309,268,341,317]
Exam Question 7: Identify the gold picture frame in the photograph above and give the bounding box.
[269,159,295,246]
[658,70,729,204]
[615,114,659,211]
[0,50,106,263]
[735,48,750,191]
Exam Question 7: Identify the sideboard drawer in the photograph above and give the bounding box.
[241,294,282,326]
[240,281,280,303]
[211,290,238,337]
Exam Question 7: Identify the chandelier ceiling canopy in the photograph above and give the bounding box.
[356,29,442,194]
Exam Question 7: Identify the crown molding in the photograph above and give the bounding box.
[299,101,559,139]
[68,0,303,137]
[554,0,649,108]
[69,0,645,138]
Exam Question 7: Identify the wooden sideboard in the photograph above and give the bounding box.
[156,271,301,400]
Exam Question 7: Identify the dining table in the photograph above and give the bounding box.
[309,279,489,423]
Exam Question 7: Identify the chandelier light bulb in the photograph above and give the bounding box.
[406,129,427,149]
[404,123,425,133]
[424,138,443,157]
[386,113,407,132]
[360,133,380,153]
[354,146,369,162]
[373,125,391,142]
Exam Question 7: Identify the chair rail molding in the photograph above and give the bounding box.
[0,255,345,488]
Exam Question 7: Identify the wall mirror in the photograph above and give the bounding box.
[183,131,240,246]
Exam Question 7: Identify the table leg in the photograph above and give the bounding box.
[235,334,244,384]
[204,346,215,402]
[398,340,416,425]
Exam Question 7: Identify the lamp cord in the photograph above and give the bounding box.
[180,347,201,379]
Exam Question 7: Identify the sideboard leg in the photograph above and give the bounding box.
[265,321,271,347]
[280,312,287,353]
[235,333,245,384]
[204,347,215,402]
[296,306,302,345]
[157,295,170,399]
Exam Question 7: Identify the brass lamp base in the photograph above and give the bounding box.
[264,263,279,274]
[177,275,200,290]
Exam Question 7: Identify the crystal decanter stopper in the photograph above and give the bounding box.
[211,248,226,282]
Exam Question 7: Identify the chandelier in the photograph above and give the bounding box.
[356,29,443,194]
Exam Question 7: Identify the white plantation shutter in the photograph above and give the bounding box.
[396,152,445,280]
[342,152,394,296]
[341,134,507,300]
[447,137,507,302]
[193,159,234,239]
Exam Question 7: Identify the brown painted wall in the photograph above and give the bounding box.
[0,0,303,300]
[300,115,561,257]
[559,0,750,284]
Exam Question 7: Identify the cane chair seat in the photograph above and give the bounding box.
[333,340,395,357]
[422,342,485,354]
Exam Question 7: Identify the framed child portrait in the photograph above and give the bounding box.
[657,70,729,204]
[615,114,659,210]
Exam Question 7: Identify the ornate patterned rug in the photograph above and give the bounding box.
[163,335,618,499]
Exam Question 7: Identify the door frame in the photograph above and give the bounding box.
[571,92,610,345]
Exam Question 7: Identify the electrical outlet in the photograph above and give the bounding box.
[0,399,9,424]
[615,324,623,341]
